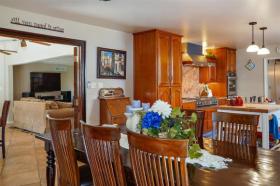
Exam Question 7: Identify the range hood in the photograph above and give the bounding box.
[182,42,215,67]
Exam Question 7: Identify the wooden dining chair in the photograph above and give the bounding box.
[127,130,189,186]
[212,112,259,160]
[182,109,205,149]
[81,122,126,186]
[0,101,10,159]
[48,116,92,186]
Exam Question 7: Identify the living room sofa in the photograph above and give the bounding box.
[13,98,74,134]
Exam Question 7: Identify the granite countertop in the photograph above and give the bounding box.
[218,103,280,113]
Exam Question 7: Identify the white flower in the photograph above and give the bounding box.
[150,100,172,119]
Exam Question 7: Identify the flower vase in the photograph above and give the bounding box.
[124,113,133,130]
[131,112,140,132]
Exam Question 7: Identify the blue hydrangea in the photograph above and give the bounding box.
[142,111,163,129]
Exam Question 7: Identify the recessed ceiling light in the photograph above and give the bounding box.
[99,0,111,1]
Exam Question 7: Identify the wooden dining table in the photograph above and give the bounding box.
[35,128,280,186]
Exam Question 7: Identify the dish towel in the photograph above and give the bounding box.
[269,114,280,140]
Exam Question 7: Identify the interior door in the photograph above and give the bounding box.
[73,47,82,128]
[275,61,280,104]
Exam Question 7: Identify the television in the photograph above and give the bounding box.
[30,72,61,93]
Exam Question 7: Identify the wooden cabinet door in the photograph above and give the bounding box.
[227,49,236,72]
[199,67,209,83]
[214,48,227,82]
[171,86,182,108]
[158,32,171,86]
[170,35,182,86]
[158,86,171,104]
[199,66,216,83]
[209,66,216,82]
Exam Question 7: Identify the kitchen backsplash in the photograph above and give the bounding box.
[182,66,203,97]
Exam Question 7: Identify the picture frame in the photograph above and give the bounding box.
[97,47,127,79]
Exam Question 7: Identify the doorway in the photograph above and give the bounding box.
[0,27,86,128]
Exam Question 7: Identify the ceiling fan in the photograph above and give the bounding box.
[0,49,17,55]
[20,39,51,47]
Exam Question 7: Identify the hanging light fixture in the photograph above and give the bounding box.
[246,22,259,52]
[257,27,270,55]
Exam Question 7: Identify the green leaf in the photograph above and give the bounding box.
[189,144,202,159]
[190,113,197,123]
[171,107,185,118]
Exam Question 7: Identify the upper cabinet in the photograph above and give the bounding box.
[209,47,236,82]
[199,65,216,83]
[134,30,182,108]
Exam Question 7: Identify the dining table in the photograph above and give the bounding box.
[35,127,280,186]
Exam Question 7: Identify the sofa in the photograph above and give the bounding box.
[13,98,74,134]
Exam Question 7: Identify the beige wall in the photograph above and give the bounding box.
[237,45,280,98]
[13,63,74,100]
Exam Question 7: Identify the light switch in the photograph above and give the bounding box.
[87,81,97,89]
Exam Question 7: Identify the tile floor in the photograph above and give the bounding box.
[0,127,48,186]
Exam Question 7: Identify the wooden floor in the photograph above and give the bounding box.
[0,127,47,186]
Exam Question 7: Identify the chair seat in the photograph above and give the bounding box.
[79,165,93,186]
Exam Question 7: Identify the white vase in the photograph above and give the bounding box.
[124,113,133,130]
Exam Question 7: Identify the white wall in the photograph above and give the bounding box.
[0,5,133,124]
[237,45,280,97]
[13,63,74,100]
[5,41,73,66]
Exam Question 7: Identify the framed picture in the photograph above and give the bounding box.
[97,47,126,79]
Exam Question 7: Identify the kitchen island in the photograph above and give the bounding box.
[218,103,280,149]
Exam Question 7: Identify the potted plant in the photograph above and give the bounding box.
[137,100,202,159]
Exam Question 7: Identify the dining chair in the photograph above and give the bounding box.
[0,100,10,158]
[81,122,126,186]
[182,109,205,149]
[212,112,259,160]
[127,130,189,186]
[48,115,92,186]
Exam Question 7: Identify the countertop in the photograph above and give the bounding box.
[218,103,280,113]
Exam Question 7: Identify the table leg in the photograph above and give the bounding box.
[46,149,56,186]
[261,114,270,149]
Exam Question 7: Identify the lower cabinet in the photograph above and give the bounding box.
[99,97,131,125]
[201,107,217,132]
[171,86,182,108]
[158,86,182,108]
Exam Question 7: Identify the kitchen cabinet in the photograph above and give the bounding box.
[200,107,217,132]
[99,97,131,125]
[134,29,182,108]
[209,47,236,82]
[199,65,216,83]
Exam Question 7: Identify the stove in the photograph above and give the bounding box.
[183,97,218,107]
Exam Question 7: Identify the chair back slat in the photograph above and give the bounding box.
[127,130,189,186]
[182,109,205,149]
[48,116,80,186]
[212,112,259,161]
[81,122,126,186]
[1,101,10,127]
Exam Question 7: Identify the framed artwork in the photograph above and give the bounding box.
[97,47,126,79]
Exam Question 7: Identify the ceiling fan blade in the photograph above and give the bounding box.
[0,50,17,53]
[0,51,11,55]
[30,40,51,46]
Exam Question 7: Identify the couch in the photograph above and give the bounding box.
[13,99,74,134]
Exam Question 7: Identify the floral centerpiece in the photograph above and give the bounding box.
[137,100,202,159]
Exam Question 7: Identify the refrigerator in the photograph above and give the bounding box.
[268,59,280,103]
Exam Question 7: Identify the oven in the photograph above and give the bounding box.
[227,72,237,98]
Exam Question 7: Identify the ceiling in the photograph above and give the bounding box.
[38,55,74,66]
[1,0,280,48]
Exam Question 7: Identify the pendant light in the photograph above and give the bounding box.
[246,22,259,52]
[257,27,270,55]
